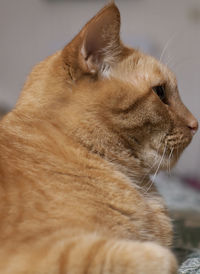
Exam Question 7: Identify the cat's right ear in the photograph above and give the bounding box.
[62,3,123,81]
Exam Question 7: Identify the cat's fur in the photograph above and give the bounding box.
[0,3,198,274]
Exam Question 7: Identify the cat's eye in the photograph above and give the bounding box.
[152,85,167,104]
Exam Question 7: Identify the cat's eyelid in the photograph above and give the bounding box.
[153,82,166,88]
[152,84,168,105]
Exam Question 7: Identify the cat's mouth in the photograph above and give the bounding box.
[165,130,193,156]
[144,131,193,175]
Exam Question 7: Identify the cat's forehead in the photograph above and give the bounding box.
[108,50,177,91]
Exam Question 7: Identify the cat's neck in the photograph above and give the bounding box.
[0,110,151,190]
[53,112,151,187]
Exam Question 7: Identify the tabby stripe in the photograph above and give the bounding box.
[83,239,106,274]
[58,241,77,274]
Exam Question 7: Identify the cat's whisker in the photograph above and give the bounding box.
[176,146,179,162]
[163,50,174,68]
[146,144,167,193]
[160,32,177,63]
[141,155,159,187]
[167,147,174,175]
[140,159,159,188]
[149,135,165,167]
[139,135,164,185]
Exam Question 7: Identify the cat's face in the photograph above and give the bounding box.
[67,50,197,174]
[58,3,198,174]
[104,52,198,173]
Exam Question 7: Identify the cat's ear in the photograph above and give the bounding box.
[62,3,122,80]
[81,3,121,74]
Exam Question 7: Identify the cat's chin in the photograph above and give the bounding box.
[160,156,178,172]
[143,147,180,175]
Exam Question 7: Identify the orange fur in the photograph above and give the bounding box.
[0,3,198,274]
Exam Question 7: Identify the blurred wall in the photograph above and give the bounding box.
[0,0,199,177]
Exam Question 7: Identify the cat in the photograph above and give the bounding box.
[0,3,198,274]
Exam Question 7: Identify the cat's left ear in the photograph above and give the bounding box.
[80,3,121,75]
[62,3,123,80]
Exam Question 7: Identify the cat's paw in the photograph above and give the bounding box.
[136,242,178,274]
[111,241,178,274]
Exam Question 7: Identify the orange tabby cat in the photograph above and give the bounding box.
[0,3,198,274]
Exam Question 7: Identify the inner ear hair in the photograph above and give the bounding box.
[81,3,122,74]
[62,3,123,81]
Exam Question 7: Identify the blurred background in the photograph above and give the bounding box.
[0,0,200,256]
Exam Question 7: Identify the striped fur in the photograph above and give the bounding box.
[0,3,197,273]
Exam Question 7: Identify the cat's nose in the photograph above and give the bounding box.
[187,117,198,135]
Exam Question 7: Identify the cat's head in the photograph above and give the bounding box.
[20,3,198,176]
